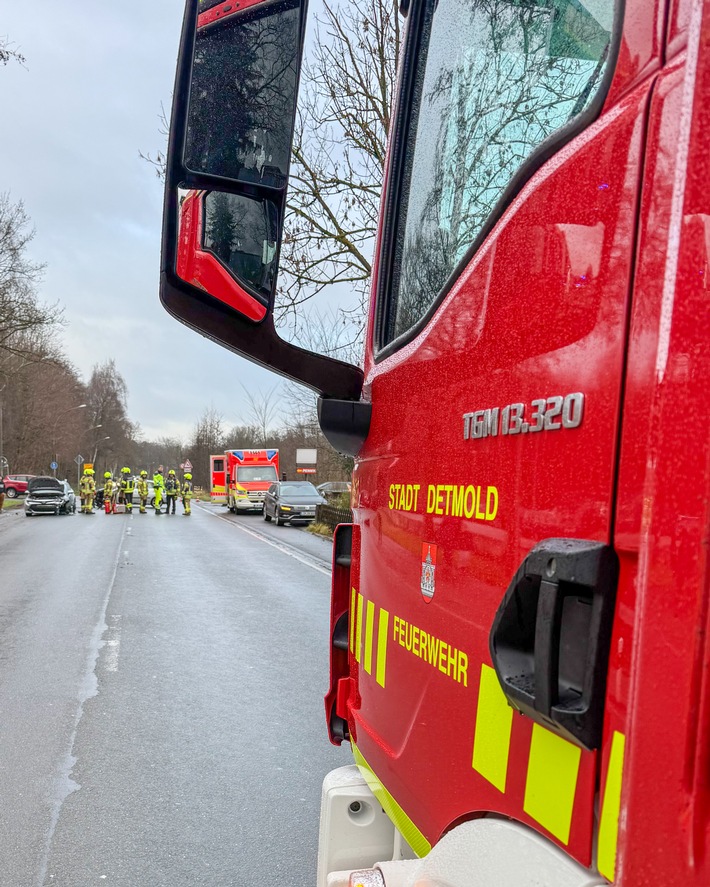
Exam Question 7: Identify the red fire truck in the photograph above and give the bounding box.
[160,1,710,885]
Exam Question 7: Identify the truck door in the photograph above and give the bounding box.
[349,0,665,871]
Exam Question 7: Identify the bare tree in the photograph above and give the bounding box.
[187,406,226,487]
[277,0,400,336]
[138,102,169,180]
[0,193,62,368]
[283,308,362,431]
[0,36,26,68]
[85,359,137,471]
[240,385,281,446]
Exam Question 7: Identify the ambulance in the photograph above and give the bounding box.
[223,449,279,513]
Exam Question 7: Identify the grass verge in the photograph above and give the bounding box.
[307,522,333,539]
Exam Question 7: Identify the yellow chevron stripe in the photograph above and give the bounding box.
[597,730,625,880]
[524,724,581,845]
[376,608,389,688]
[472,664,513,792]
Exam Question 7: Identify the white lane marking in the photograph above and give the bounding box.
[36,520,128,887]
[199,505,331,576]
[105,614,122,673]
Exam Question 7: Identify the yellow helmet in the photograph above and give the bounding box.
[104,471,111,479]
[140,470,148,477]
[184,473,192,480]
[168,469,175,475]
[122,466,130,474]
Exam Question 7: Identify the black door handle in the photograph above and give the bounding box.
[489,539,618,751]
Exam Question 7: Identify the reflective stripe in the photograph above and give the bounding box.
[376,609,389,688]
[524,724,581,845]
[350,587,357,654]
[597,730,625,881]
[355,593,364,663]
[364,600,375,674]
[352,743,431,859]
[472,664,513,792]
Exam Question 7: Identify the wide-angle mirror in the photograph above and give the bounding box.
[177,189,278,320]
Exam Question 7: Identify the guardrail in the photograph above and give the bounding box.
[316,504,353,532]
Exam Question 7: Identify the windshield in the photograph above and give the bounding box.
[280,483,318,496]
[237,466,278,483]
[387,0,614,343]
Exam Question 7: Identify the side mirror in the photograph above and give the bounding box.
[160,0,368,431]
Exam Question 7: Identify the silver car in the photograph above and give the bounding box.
[263,481,326,526]
[25,477,76,516]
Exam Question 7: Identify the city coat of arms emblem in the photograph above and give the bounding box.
[420,543,437,603]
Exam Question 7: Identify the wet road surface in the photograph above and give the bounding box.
[0,503,349,886]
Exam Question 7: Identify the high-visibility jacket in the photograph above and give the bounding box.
[165,475,179,495]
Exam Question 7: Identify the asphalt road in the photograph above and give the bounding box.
[0,502,348,886]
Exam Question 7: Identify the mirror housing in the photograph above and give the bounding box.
[160,0,367,415]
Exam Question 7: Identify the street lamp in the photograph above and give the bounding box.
[52,404,87,477]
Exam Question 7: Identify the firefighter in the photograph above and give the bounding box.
[79,468,95,514]
[137,470,149,514]
[164,469,179,515]
[119,467,134,512]
[118,466,133,511]
[181,472,193,516]
[153,469,164,514]
[103,471,115,514]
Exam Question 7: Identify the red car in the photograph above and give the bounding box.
[2,475,35,498]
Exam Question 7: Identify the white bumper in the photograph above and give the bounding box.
[317,766,607,887]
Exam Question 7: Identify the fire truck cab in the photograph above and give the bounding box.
[160,1,710,885]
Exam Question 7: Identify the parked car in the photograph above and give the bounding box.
[25,477,76,516]
[316,481,352,501]
[2,474,35,498]
[263,481,326,526]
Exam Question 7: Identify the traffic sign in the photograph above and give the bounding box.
[75,454,84,464]
[183,459,193,471]
[297,467,316,474]
[50,461,58,470]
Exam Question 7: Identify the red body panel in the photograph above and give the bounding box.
[197,0,265,30]
[342,0,710,877]
[612,5,710,881]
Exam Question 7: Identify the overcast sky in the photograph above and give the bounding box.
[1,1,298,441]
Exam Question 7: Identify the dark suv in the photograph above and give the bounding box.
[2,475,35,498]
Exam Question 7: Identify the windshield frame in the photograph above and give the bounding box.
[373,0,622,359]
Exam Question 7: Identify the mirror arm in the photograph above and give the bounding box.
[160,270,364,401]
[317,396,372,457]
